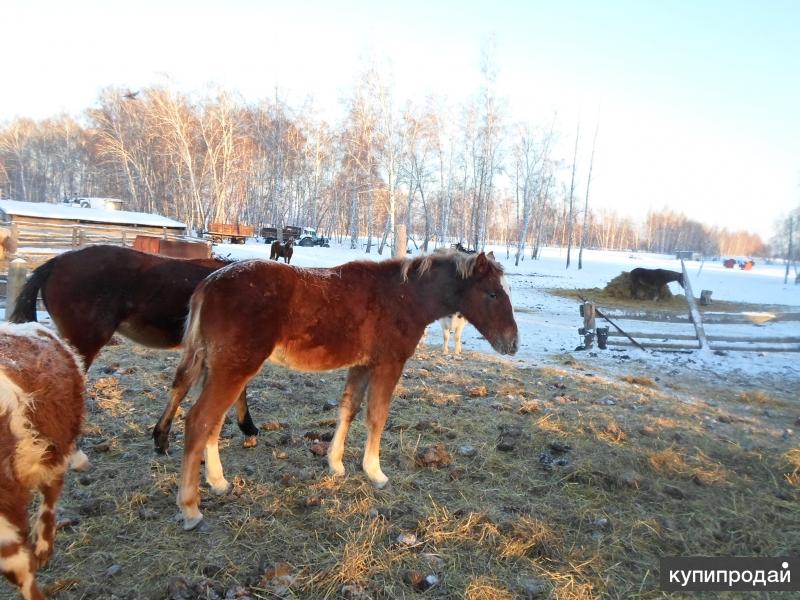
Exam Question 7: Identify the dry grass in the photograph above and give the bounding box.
[619,375,657,388]
[27,339,800,600]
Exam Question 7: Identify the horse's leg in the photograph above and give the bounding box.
[177,371,249,530]
[153,356,199,454]
[234,388,259,448]
[454,317,466,355]
[204,413,231,494]
[362,362,404,488]
[328,365,370,477]
[0,498,44,600]
[441,321,451,354]
[32,475,64,567]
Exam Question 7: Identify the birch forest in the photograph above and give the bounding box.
[0,75,768,257]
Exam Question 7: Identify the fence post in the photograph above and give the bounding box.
[163,226,168,240]
[122,230,127,247]
[581,301,596,348]
[5,258,28,321]
[78,228,85,247]
[681,259,708,349]
[10,223,19,258]
[72,226,78,249]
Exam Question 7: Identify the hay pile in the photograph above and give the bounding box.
[602,271,634,299]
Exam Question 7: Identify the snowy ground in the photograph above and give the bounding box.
[215,240,800,386]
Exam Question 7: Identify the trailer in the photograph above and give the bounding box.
[207,222,255,244]
[260,225,301,243]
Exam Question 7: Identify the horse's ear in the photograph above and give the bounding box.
[474,252,489,274]
[486,251,495,261]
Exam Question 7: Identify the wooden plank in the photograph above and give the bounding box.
[608,340,700,350]
[607,332,800,344]
[681,259,708,349]
[710,344,800,353]
[608,331,698,340]
[601,311,800,324]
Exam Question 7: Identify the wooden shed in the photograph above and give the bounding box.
[0,199,189,270]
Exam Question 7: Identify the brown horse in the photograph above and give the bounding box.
[629,267,684,301]
[8,245,259,452]
[0,323,85,600]
[270,237,294,263]
[167,250,518,529]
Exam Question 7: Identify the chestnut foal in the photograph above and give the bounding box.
[0,323,85,600]
[168,250,518,529]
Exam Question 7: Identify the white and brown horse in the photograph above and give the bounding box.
[440,313,468,354]
[0,323,85,600]
[165,250,518,529]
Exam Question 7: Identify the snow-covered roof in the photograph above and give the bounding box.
[0,199,186,229]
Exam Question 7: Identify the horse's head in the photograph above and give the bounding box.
[287,237,294,247]
[457,252,518,355]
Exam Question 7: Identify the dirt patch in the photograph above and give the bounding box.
[32,340,800,599]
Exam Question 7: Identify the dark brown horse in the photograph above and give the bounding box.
[629,267,684,300]
[168,250,518,529]
[8,245,259,452]
[270,237,294,263]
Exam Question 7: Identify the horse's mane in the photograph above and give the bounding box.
[400,248,502,282]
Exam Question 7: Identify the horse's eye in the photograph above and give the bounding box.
[488,292,498,299]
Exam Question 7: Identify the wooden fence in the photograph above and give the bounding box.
[1,219,189,272]
[581,261,800,353]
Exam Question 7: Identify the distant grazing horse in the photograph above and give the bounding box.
[453,242,476,254]
[0,323,85,600]
[270,237,294,263]
[629,267,684,301]
[8,245,259,452]
[167,250,518,529]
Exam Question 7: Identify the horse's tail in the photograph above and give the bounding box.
[8,256,57,323]
[175,289,208,390]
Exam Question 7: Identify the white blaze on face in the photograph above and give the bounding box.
[500,274,511,300]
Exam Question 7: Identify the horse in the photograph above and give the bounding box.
[8,245,260,453]
[0,323,85,600]
[453,242,475,254]
[629,268,684,301]
[440,313,468,354]
[270,237,294,264]
[166,250,518,529]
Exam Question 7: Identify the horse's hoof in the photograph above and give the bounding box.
[208,479,231,496]
[184,517,208,532]
[175,510,206,531]
[328,464,346,478]
[241,436,258,449]
[370,477,390,490]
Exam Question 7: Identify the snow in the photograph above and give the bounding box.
[214,239,800,382]
[0,199,186,229]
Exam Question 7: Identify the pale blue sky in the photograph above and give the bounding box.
[4,0,798,239]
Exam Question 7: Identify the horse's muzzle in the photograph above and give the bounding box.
[493,330,519,355]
